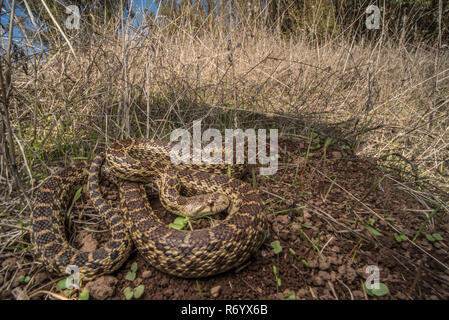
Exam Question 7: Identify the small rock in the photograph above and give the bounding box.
[313,276,324,286]
[318,271,330,281]
[296,288,307,298]
[319,260,330,271]
[332,151,342,159]
[164,288,174,297]
[33,272,48,286]
[1,257,17,269]
[308,259,318,269]
[142,270,153,279]
[85,276,118,300]
[78,232,98,252]
[280,231,290,242]
[276,215,290,225]
[211,285,221,298]
[352,290,364,299]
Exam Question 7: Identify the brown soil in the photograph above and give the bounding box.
[1,139,448,300]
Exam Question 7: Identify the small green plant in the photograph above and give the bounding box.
[412,204,441,242]
[196,280,205,300]
[124,285,145,300]
[272,266,281,287]
[284,291,295,300]
[425,233,443,242]
[78,289,90,300]
[169,216,188,230]
[270,240,283,254]
[125,261,138,281]
[288,248,308,267]
[363,224,382,236]
[363,282,389,297]
[18,275,31,284]
[394,233,408,243]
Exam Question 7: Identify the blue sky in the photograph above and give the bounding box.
[0,0,161,50]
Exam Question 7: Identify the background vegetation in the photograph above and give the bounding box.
[0,0,448,241]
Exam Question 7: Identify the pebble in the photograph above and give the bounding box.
[142,270,153,279]
[332,151,342,159]
[1,257,17,269]
[319,260,330,271]
[276,215,290,225]
[210,285,222,298]
[85,276,118,300]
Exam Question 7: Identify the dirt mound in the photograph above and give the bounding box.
[1,139,448,300]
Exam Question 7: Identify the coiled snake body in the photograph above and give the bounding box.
[31,138,267,279]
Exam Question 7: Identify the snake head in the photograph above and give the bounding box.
[183,193,230,217]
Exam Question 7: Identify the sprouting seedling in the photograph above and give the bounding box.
[124,285,145,300]
[272,265,281,287]
[425,233,443,242]
[413,204,441,242]
[394,233,407,243]
[360,176,385,202]
[18,275,31,284]
[196,280,205,300]
[78,289,89,300]
[284,291,295,300]
[288,248,308,267]
[125,261,138,281]
[363,282,389,297]
[270,240,283,254]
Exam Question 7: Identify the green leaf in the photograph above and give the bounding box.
[272,265,278,276]
[134,285,145,299]
[67,186,83,217]
[169,217,188,230]
[24,276,31,283]
[18,275,26,283]
[301,259,309,267]
[432,233,443,241]
[56,278,68,291]
[288,248,296,255]
[301,223,313,229]
[78,289,89,300]
[385,217,396,222]
[130,262,138,273]
[125,272,136,281]
[368,218,375,226]
[365,282,389,297]
[276,278,282,287]
[364,224,382,236]
[124,287,134,300]
[284,292,295,300]
[270,240,283,254]
[425,234,435,242]
[394,233,407,243]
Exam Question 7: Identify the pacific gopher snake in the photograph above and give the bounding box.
[31,138,267,279]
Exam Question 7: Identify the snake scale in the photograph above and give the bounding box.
[31,138,267,279]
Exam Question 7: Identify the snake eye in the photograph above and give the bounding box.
[208,200,214,206]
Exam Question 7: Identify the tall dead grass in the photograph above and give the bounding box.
[2,5,448,206]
